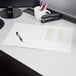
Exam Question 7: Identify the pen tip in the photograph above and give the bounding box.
[16,31,18,34]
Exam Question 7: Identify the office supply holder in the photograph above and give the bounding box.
[23,8,62,23]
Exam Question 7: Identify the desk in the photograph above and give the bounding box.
[0,9,76,76]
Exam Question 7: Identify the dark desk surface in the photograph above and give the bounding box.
[0,50,42,76]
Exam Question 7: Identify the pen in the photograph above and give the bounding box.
[41,3,47,11]
[16,31,23,42]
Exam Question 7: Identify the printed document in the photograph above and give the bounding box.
[3,23,73,53]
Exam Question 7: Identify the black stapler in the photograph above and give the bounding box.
[41,13,61,23]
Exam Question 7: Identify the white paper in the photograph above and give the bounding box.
[3,23,73,53]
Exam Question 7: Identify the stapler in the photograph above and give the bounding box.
[41,13,61,23]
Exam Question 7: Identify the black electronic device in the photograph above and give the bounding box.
[0,50,42,76]
[0,19,4,29]
[0,0,40,19]
[42,0,76,23]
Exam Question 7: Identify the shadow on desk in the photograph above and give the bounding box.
[0,50,42,76]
